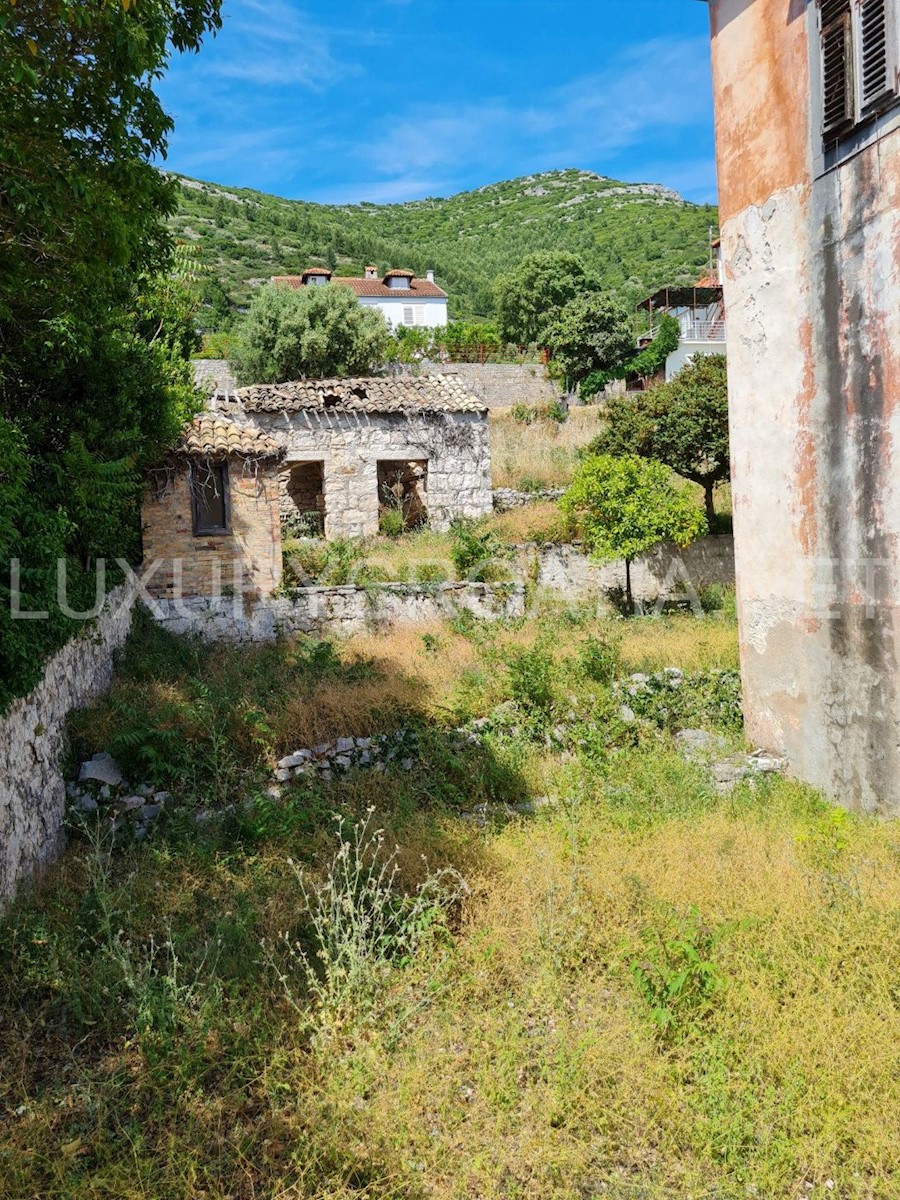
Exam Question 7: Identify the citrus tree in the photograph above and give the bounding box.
[590,354,729,521]
[561,454,707,613]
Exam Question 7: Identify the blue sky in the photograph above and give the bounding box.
[157,0,717,206]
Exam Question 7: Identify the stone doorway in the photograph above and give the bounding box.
[377,460,428,530]
[283,461,325,536]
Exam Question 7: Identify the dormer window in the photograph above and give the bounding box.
[384,269,414,289]
[300,267,333,287]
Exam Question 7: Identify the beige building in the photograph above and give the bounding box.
[142,412,285,600]
[704,0,900,813]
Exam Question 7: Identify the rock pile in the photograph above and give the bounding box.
[274,730,421,783]
[492,487,565,511]
[68,753,171,840]
[674,728,787,794]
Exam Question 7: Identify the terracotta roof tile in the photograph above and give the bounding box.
[230,375,486,415]
[272,275,448,299]
[175,412,284,459]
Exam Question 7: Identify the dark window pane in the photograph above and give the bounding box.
[192,461,229,534]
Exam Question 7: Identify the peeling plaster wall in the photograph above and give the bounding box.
[710,0,900,813]
[249,409,493,539]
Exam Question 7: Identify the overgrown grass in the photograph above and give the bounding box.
[3,604,899,1199]
[489,406,599,490]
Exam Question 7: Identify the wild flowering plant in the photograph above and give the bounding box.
[274,809,467,1025]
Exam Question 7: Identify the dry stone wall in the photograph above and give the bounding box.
[251,408,493,539]
[150,583,524,641]
[0,582,137,905]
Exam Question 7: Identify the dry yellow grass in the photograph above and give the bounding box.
[489,407,600,489]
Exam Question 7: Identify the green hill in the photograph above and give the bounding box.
[170,168,718,329]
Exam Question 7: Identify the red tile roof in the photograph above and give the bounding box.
[272,274,447,299]
[175,413,284,460]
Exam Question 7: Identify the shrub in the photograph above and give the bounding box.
[378,508,405,539]
[577,631,622,685]
[506,645,555,720]
[449,520,513,582]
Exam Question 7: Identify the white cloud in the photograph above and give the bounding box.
[359,37,714,195]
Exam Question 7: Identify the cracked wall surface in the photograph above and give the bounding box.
[710,0,900,813]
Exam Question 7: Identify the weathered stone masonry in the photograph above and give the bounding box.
[708,0,900,813]
[0,582,137,905]
[229,376,493,541]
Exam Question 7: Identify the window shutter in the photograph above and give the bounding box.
[821,0,855,136]
[403,306,414,326]
[857,0,896,112]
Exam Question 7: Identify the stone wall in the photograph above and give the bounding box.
[150,583,525,641]
[530,536,735,605]
[141,459,284,599]
[252,408,493,539]
[408,363,558,409]
[0,582,137,905]
[709,3,900,814]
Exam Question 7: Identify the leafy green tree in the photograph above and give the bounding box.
[590,354,729,521]
[581,313,681,398]
[562,454,707,613]
[0,0,221,710]
[232,283,395,384]
[493,252,598,346]
[543,294,634,387]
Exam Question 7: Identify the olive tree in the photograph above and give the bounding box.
[561,453,707,613]
[233,283,396,384]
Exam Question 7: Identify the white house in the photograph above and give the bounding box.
[271,267,449,330]
[637,240,726,380]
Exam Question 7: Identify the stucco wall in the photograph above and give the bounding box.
[149,583,524,641]
[141,459,284,599]
[710,1,900,814]
[252,408,493,539]
[358,296,448,329]
[0,582,137,905]
[666,340,726,381]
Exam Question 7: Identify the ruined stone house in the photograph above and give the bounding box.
[141,376,492,597]
[223,375,492,540]
[703,0,900,813]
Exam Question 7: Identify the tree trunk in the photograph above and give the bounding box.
[625,557,633,616]
[704,481,716,526]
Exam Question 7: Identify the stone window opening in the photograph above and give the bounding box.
[377,460,427,530]
[190,459,230,536]
[284,461,326,537]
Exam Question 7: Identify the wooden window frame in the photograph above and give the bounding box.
[190,459,231,537]
[819,0,900,151]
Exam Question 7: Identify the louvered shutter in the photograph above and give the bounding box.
[856,0,896,112]
[821,0,855,136]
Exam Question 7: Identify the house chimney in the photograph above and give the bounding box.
[365,265,378,280]
[426,269,435,283]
